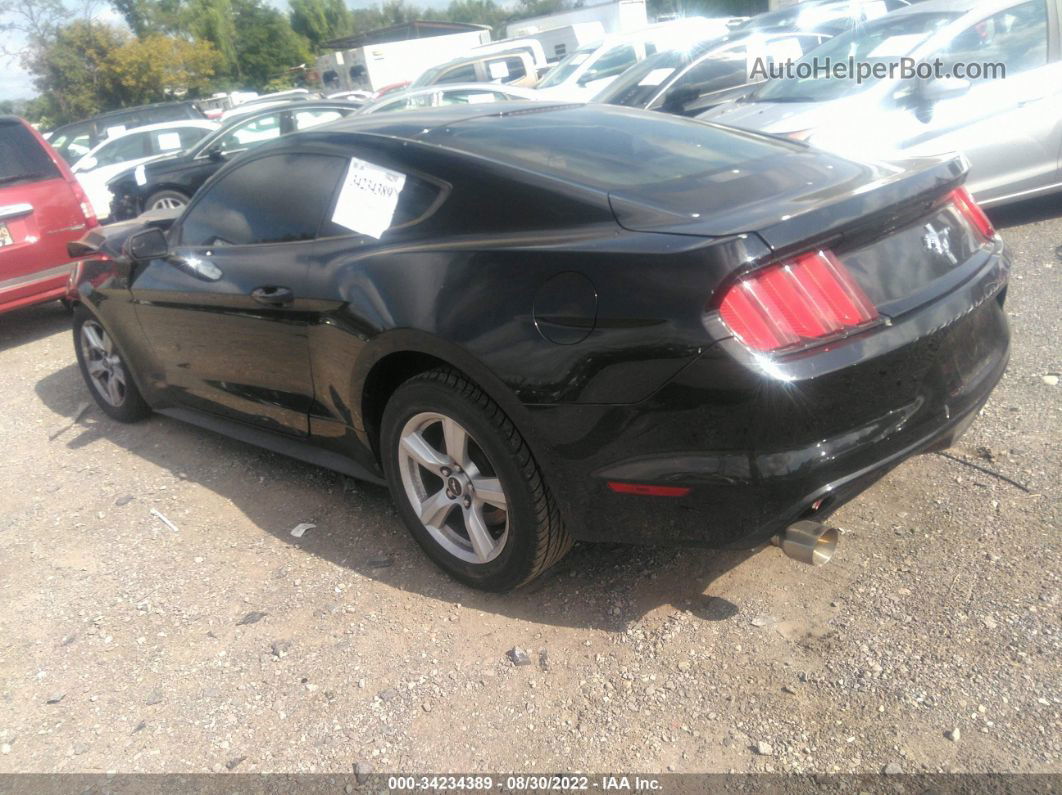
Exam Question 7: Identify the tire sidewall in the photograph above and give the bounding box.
[73,307,149,422]
[381,378,540,591]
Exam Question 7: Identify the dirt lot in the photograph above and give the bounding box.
[0,198,1058,777]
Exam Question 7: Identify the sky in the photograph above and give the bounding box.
[0,0,457,101]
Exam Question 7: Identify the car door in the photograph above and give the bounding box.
[900,0,1061,202]
[130,152,346,435]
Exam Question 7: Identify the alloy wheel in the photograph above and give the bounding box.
[79,320,127,407]
[152,196,185,210]
[397,411,509,564]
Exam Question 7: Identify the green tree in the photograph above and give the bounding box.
[25,20,126,123]
[104,33,221,104]
[231,0,311,85]
[289,0,352,52]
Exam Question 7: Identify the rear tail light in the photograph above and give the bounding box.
[68,178,98,227]
[950,186,995,241]
[718,249,879,353]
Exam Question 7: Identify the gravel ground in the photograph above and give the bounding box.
[0,196,1058,776]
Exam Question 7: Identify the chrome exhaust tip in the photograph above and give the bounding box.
[771,520,838,566]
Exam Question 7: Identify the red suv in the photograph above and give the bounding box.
[0,116,98,315]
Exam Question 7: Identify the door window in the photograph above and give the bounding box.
[487,56,527,82]
[581,45,637,84]
[294,108,345,130]
[179,153,345,247]
[437,63,478,84]
[94,132,152,166]
[938,0,1047,76]
[214,113,282,153]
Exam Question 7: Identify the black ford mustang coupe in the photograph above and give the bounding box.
[67,104,1010,590]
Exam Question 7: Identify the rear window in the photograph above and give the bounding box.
[432,105,789,190]
[0,121,61,185]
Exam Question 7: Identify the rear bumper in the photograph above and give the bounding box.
[530,246,1011,547]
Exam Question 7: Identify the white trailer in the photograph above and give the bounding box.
[521,23,607,62]
[506,0,647,40]
[317,25,491,93]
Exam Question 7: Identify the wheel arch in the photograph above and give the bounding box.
[353,331,549,474]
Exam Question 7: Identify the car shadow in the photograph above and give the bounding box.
[987,192,1062,229]
[35,362,755,631]
[0,301,71,354]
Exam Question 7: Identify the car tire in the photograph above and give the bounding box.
[381,368,572,591]
[73,307,151,423]
[144,189,188,212]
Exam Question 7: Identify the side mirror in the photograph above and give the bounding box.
[207,146,225,162]
[920,76,971,104]
[78,156,98,172]
[124,228,169,262]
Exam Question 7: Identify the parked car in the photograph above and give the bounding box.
[45,101,206,165]
[408,51,542,89]
[72,121,218,221]
[68,103,1009,590]
[0,116,97,314]
[733,0,916,35]
[533,19,736,101]
[358,84,544,115]
[469,37,551,74]
[702,0,1062,206]
[106,102,359,219]
[593,30,833,116]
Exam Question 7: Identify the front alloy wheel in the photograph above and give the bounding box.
[398,412,509,564]
[73,308,151,423]
[80,319,128,408]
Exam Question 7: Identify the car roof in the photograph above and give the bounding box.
[890,0,1018,16]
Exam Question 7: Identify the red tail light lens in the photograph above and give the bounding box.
[718,249,879,353]
[950,186,995,241]
[68,178,98,227]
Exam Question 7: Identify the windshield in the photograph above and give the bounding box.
[594,49,689,106]
[537,45,597,88]
[410,63,448,89]
[756,11,959,102]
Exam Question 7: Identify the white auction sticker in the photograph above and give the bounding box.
[331,157,406,239]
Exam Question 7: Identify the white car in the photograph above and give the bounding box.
[533,18,738,101]
[72,120,217,220]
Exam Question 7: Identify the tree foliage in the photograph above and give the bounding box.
[290,0,352,53]
[104,33,220,105]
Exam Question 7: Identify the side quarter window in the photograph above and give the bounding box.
[318,158,443,240]
[179,153,346,247]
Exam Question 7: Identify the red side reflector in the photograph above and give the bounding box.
[607,482,691,498]
[718,249,878,353]
[950,187,995,241]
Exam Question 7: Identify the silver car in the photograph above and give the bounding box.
[701,0,1062,206]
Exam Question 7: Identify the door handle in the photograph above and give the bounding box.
[251,286,294,307]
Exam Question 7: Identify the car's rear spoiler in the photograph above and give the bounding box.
[609,152,968,255]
